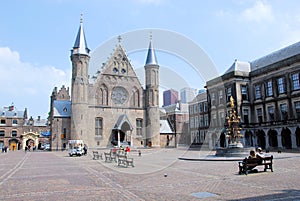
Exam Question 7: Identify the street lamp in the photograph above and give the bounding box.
[56,119,59,151]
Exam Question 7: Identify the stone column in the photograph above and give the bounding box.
[253,129,258,147]
[290,127,297,149]
[263,128,269,149]
[275,128,283,148]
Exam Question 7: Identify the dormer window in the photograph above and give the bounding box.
[121,68,126,74]
[63,107,68,112]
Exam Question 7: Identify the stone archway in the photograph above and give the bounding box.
[268,129,278,149]
[296,127,300,147]
[244,130,253,147]
[256,130,266,149]
[282,127,292,149]
[112,114,133,147]
[21,132,39,150]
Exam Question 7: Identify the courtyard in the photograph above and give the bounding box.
[0,148,300,201]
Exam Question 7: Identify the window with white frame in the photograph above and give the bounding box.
[195,116,199,129]
[95,117,103,137]
[136,119,143,136]
[241,85,248,100]
[243,109,249,124]
[189,106,193,115]
[291,73,300,91]
[193,104,197,114]
[204,114,209,127]
[267,106,275,121]
[226,87,232,102]
[211,93,216,106]
[11,131,17,137]
[199,115,203,127]
[190,117,194,129]
[0,130,4,137]
[280,103,288,120]
[277,77,286,94]
[295,101,300,119]
[218,90,223,104]
[266,80,273,97]
[219,112,224,126]
[199,102,203,113]
[255,85,262,99]
[257,108,263,123]
[203,102,208,112]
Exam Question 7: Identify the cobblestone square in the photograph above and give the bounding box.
[0,149,300,201]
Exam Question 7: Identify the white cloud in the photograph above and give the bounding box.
[241,0,274,23]
[0,47,70,118]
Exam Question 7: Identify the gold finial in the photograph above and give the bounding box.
[230,96,235,108]
[117,35,122,44]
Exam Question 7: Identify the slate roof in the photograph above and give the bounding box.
[53,100,71,117]
[225,59,251,74]
[0,107,24,118]
[145,40,158,66]
[251,41,300,71]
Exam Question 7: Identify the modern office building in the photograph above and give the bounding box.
[180,87,197,104]
[163,89,179,106]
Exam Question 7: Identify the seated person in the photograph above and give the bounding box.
[245,150,258,172]
[248,150,257,159]
[256,147,265,164]
[256,147,264,157]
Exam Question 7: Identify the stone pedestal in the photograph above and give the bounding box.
[215,146,251,157]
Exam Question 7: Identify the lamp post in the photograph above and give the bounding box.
[56,119,59,151]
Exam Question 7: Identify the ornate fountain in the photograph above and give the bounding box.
[215,96,248,157]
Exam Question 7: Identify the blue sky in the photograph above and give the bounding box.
[1,0,300,119]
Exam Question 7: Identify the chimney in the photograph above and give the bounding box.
[9,105,14,111]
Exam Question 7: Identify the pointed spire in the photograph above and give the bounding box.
[145,32,158,66]
[72,14,90,55]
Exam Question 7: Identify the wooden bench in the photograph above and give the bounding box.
[238,155,273,175]
[104,152,116,162]
[92,151,102,160]
[117,154,134,167]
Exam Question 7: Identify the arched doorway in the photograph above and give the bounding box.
[219,132,226,148]
[244,130,253,147]
[21,132,39,150]
[111,129,125,146]
[256,130,266,149]
[9,139,19,151]
[281,127,292,149]
[111,114,133,147]
[268,129,278,148]
[296,127,300,147]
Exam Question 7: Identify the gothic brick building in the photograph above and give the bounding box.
[49,20,160,150]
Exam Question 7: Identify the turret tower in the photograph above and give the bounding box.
[144,35,160,147]
[70,16,90,141]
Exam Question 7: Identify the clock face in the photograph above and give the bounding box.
[111,87,127,104]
